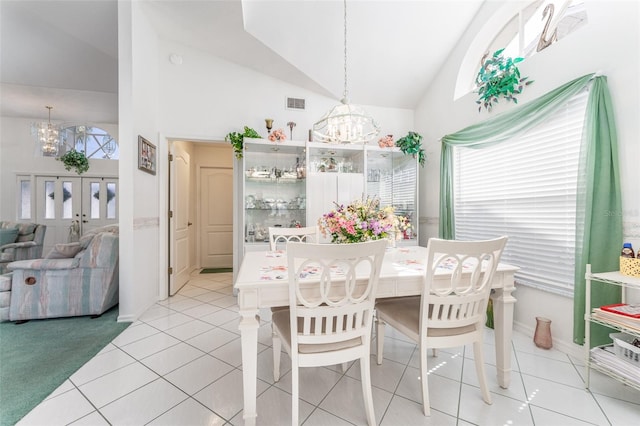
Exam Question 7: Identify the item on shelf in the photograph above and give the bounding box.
[255,225,266,242]
[592,307,640,332]
[601,303,640,319]
[620,256,640,277]
[268,128,287,142]
[533,316,553,349]
[265,118,274,134]
[247,223,255,242]
[287,121,296,139]
[590,345,640,386]
[610,332,640,366]
[395,131,426,167]
[378,134,394,148]
[622,242,635,258]
[225,126,260,159]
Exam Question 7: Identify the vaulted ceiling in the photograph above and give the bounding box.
[0,0,484,124]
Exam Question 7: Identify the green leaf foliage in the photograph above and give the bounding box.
[225,126,261,159]
[57,149,89,175]
[475,49,533,112]
[395,131,426,167]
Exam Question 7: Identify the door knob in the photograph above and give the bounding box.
[188,222,193,226]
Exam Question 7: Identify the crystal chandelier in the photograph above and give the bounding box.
[313,0,379,144]
[32,106,61,157]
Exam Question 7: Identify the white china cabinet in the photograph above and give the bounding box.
[233,139,420,277]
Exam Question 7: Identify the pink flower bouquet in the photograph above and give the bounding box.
[268,128,287,142]
[318,197,410,244]
[378,134,395,148]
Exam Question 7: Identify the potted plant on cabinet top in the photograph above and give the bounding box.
[58,149,90,175]
[226,126,261,159]
[395,131,426,167]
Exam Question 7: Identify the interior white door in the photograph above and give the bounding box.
[170,144,191,295]
[199,167,233,268]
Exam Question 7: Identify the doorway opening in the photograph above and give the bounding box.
[167,140,234,296]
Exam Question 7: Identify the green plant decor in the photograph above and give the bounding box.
[395,131,426,167]
[225,126,261,159]
[58,149,89,174]
[475,48,533,112]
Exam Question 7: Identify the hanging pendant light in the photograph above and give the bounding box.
[32,106,61,157]
[313,0,379,144]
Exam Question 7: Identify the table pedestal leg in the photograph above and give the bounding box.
[492,285,517,389]
[239,309,260,426]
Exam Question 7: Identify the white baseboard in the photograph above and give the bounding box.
[513,320,584,360]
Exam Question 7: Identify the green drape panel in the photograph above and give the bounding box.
[439,73,594,239]
[438,74,622,345]
[573,76,622,346]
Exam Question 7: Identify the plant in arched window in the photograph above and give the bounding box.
[475,48,533,112]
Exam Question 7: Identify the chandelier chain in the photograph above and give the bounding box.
[343,0,348,100]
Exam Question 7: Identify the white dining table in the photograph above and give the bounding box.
[234,245,519,425]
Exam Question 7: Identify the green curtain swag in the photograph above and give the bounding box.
[438,73,622,346]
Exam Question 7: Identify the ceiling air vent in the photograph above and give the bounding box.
[286,97,306,111]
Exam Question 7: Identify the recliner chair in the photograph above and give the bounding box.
[7,225,119,321]
[0,221,46,274]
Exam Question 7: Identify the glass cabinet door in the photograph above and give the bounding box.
[366,146,418,244]
[242,139,307,250]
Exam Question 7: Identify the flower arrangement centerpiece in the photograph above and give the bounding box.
[318,197,410,244]
[268,128,287,142]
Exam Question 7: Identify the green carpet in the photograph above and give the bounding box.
[0,307,129,426]
[200,268,233,274]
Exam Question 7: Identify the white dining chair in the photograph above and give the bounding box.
[375,236,508,416]
[268,225,319,251]
[272,239,387,425]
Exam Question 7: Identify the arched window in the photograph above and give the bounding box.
[60,126,119,160]
[488,0,588,61]
[455,0,587,100]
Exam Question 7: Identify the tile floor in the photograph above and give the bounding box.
[18,271,640,425]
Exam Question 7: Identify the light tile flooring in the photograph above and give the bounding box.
[18,271,640,425]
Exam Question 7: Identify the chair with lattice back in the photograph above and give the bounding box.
[268,225,319,251]
[272,239,387,425]
[375,236,508,416]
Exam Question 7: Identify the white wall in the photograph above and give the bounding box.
[117,1,162,321]
[415,0,640,355]
[157,40,415,143]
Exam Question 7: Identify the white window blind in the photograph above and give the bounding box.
[453,89,588,296]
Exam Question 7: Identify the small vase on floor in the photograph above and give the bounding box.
[533,316,553,349]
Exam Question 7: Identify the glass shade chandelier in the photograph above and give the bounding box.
[33,106,61,157]
[313,0,379,144]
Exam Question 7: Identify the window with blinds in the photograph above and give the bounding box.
[453,89,589,296]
